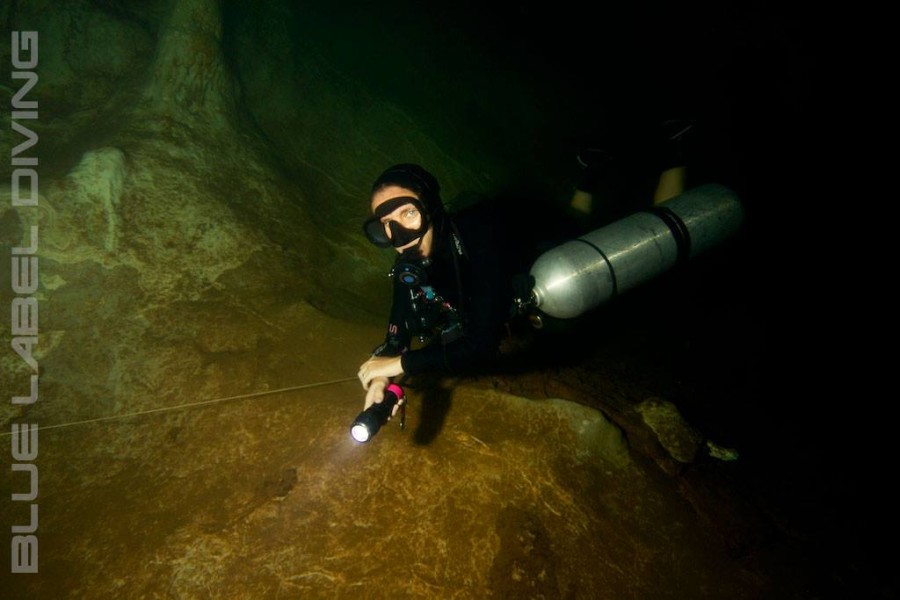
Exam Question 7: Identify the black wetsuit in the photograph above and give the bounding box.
[373,202,515,376]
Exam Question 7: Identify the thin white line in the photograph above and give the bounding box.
[1,377,358,435]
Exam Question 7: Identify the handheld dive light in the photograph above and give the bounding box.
[350,383,404,443]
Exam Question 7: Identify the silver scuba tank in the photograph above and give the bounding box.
[528,183,744,319]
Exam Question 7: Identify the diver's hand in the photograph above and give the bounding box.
[363,376,403,418]
[363,377,389,410]
[358,355,405,390]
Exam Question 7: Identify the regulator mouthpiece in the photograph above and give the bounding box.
[350,384,404,443]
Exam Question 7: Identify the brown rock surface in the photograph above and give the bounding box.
[0,352,790,598]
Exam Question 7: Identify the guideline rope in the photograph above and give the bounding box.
[1,376,358,435]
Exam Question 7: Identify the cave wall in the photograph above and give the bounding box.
[2,0,582,426]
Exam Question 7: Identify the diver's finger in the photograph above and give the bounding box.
[358,368,369,389]
[364,384,384,410]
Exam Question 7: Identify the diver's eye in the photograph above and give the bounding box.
[403,208,419,219]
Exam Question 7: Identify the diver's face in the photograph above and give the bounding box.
[371,185,433,256]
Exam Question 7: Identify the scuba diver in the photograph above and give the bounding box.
[356,121,703,419]
[356,164,516,415]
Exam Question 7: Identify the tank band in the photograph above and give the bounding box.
[573,238,618,298]
[646,206,691,264]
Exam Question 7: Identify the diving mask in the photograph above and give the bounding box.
[363,196,429,248]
